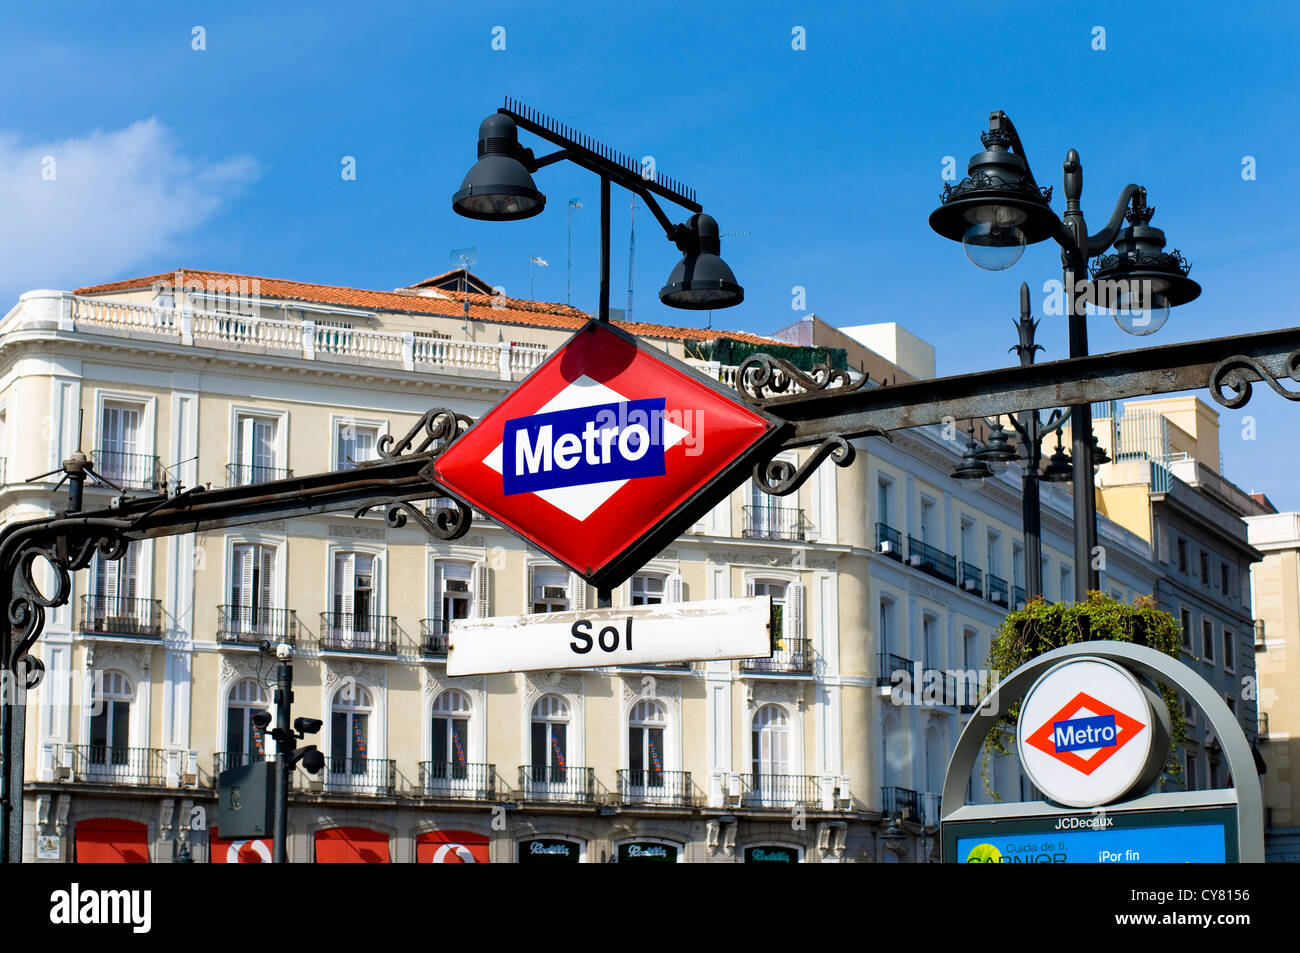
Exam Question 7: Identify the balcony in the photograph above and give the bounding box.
[318,613,398,655]
[225,462,293,487]
[70,745,166,785]
[618,769,694,808]
[739,772,822,809]
[986,573,1010,608]
[321,757,396,795]
[212,751,266,779]
[741,637,813,674]
[741,504,809,542]
[959,561,983,598]
[420,618,449,658]
[1011,585,1027,610]
[518,765,596,804]
[876,522,903,560]
[94,449,163,491]
[419,761,498,800]
[79,595,164,640]
[906,537,957,585]
[217,605,298,646]
[877,652,913,688]
[881,785,920,822]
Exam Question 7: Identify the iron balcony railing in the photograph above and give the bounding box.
[212,751,266,779]
[618,769,693,807]
[906,536,957,585]
[877,652,913,687]
[518,765,596,804]
[94,449,163,491]
[881,785,920,821]
[71,745,166,785]
[741,504,809,541]
[322,756,396,794]
[1012,585,1027,610]
[959,561,983,597]
[318,613,398,654]
[217,605,298,645]
[420,618,450,658]
[419,761,497,800]
[876,522,903,560]
[79,595,164,639]
[226,462,293,487]
[986,573,1010,608]
[742,637,813,674]
[740,773,822,809]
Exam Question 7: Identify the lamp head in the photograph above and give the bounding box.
[659,213,745,310]
[452,114,547,221]
[1088,200,1199,334]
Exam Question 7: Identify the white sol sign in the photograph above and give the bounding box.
[1016,657,1156,809]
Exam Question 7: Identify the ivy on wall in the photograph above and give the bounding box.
[981,592,1187,800]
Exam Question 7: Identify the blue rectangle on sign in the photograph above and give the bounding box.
[503,398,666,495]
[1052,714,1118,752]
[955,823,1227,863]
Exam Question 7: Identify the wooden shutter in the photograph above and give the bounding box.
[238,417,254,474]
[473,561,490,619]
[527,566,535,613]
[121,542,138,602]
[259,546,274,612]
[788,583,805,643]
[334,553,354,630]
[745,580,756,598]
[430,559,444,625]
[569,575,586,612]
[667,572,683,604]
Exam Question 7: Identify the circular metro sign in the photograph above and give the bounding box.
[1016,658,1157,809]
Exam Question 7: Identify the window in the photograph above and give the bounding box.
[230,543,278,638]
[628,699,667,790]
[336,420,379,471]
[429,689,471,780]
[751,704,790,792]
[987,531,1001,575]
[963,629,979,671]
[233,413,282,485]
[1182,695,1196,726]
[330,683,373,774]
[1060,565,1072,601]
[877,478,892,527]
[1179,608,1192,650]
[1200,552,1210,586]
[920,497,936,546]
[631,573,666,606]
[959,518,975,564]
[1177,538,1188,573]
[922,614,941,671]
[1201,618,1214,662]
[1223,630,1235,672]
[332,552,380,639]
[530,695,570,782]
[89,541,142,627]
[1185,750,1198,790]
[98,400,147,488]
[1220,562,1230,596]
[1012,543,1025,588]
[531,567,570,613]
[226,678,269,766]
[879,597,896,658]
[89,670,133,770]
[438,561,473,623]
[752,580,787,645]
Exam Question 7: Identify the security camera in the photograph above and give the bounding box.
[250,711,272,731]
[299,746,325,775]
[294,717,323,736]
[275,642,292,661]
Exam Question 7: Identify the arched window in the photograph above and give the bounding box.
[89,670,133,771]
[226,678,270,767]
[751,704,790,800]
[530,695,569,783]
[430,689,471,781]
[628,699,667,789]
[330,683,373,775]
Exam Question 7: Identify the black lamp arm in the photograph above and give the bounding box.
[1085,183,1145,256]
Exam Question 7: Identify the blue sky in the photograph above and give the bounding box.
[2,1,1298,507]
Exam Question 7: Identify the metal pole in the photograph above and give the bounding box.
[272,655,292,864]
[567,202,574,306]
[1061,150,1099,599]
[1013,283,1043,600]
[598,176,611,322]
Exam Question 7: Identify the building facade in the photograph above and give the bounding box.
[3,268,1160,862]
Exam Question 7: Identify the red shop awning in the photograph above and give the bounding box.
[75,818,149,863]
[314,827,390,863]
[416,829,490,863]
[209,827,273,863]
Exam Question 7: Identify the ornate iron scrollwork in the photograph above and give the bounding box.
[376,408,473,461]
[737,354,871,404]
[355,496,473,542]
[1208,349,1300,409]
[752,435,868,497]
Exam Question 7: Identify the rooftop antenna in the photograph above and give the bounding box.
[529,256,549,299]
[626,199,636,323]
[449,247,479,334]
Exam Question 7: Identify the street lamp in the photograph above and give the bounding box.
[931,111,1201,600]
[454,98,744,322]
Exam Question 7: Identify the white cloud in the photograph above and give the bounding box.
[0,118,257,301]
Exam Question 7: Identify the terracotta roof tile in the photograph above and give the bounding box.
[72,268,783,346]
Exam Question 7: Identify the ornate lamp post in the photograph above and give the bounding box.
[930,111,1200,600]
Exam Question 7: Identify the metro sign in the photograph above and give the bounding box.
[1024,691,1146,776]
[433,321,783,588]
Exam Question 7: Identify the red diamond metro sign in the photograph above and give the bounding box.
[433,321,784,589]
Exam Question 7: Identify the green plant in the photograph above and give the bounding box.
[981,591,1187,800]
